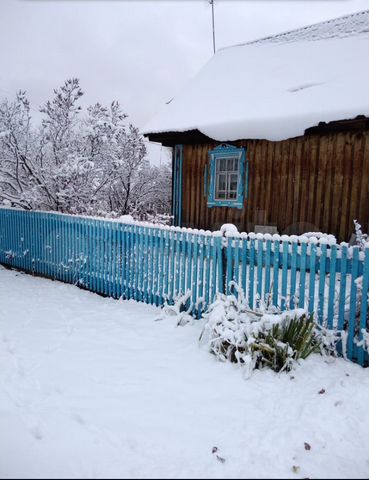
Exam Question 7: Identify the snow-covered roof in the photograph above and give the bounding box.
[142,10,369,142]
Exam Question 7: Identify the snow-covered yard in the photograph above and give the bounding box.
[0,266,368,479]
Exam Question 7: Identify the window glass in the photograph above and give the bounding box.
[229,173,238,192]
[214,155,240,200]
[217,173,226,191]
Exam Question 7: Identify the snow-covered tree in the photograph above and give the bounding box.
[0,79,171,219]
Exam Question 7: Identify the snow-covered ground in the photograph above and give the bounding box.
[0,267,368,479]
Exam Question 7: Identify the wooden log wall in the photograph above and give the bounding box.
[180,130,369,242]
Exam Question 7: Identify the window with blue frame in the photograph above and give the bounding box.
[207,144,247,209]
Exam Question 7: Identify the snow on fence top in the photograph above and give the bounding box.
[142,10,369,142]
[2,207,369,260]
[0,205,364,251]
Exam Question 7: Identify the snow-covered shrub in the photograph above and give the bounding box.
[199,289,320,377]
[354,328,369,354]
[345,220,369,340]
[353,219,368,249]
[315,324,348,359]
[156,290,194,326]
[138,212,173,226]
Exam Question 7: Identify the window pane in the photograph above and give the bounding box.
[219,158,227,171]
[216,157,226,172]
[224,157,238,172]
[229,173,238,191]
[228,191,236,199]
[217,173,226,191]
[217,191,226,199]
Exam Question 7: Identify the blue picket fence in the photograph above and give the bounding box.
[0,208,223,314]
[0,208,368,366]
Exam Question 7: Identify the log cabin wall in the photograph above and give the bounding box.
[180,130,369,242]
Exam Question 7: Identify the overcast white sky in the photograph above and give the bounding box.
[0,0,368,163]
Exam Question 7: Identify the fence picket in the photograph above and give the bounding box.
[121,226,126,298]
[187,233,193,304]
[281,241,288,311]
[249,238,255,308]
[169,229,175,303]
[99,220,105,294]
[299,241,307,308]
[164,229,169,304]
[135,226,140,300]
[210,236,217,301]
[290,241,297,309]
[272,239,279,307]
[257,239,263,304]
[234,237,240,293]
[180,232,187,301]
[337,245,348,331]
[216,235,223,295]
[264,239,271,301]
[318,243,328,325]
[154,229,160,306]
[159,229,165,305]
[308,243,317,314]
[347,247,360,360]
[128,225,133,299]
[358,248,369,365]
[175,231,180,300]
[241,237,247,297]
[226,236,233,295]
[198,234,205,314]
[192,233,199,314]
[327,244,337,329]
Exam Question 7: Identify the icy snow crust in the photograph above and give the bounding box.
[142,10,369,142]
[1,268,369,479]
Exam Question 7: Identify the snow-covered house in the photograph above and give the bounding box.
[142,10,369,241]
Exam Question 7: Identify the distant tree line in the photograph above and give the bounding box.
[0,78,171,220]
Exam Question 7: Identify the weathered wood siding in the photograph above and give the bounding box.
[181,130,369,241]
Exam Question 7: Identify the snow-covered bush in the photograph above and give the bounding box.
[199,288,320,378]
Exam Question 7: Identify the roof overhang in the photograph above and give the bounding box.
[144,116,369,147]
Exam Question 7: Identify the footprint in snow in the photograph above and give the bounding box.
[212,446,226,463]
[72,412,86,425]
[29,425,44,440]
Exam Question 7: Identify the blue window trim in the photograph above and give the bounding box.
[207,144,247,209]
